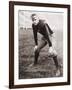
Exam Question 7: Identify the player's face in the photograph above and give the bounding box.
[32,15,39,25]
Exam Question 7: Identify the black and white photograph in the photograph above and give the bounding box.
[19,10,63,79]
[9,1,70,88]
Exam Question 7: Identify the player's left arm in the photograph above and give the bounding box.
[43,24,52,47]
[43,23,54,55]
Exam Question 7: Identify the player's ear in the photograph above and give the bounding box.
[44,20,47,24]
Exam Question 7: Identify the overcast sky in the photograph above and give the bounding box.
[18,10,63,31]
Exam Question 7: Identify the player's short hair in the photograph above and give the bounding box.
[31,13,37,18]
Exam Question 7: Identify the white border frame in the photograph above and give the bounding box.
[14,5,68,85]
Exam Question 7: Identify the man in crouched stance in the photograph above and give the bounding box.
[30,13,61,76]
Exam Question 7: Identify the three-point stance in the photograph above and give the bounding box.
[31,14,61,76]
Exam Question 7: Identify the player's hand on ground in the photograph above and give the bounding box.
[34,45,38,52]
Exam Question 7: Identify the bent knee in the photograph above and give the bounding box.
[53,50,57,56]
[49,50,57,57]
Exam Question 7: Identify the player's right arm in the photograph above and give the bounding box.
[32,24,38,45]
[32,24,38,51]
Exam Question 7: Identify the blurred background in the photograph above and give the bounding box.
[18,10,63,31]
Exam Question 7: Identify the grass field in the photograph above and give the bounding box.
[19,28,63,79]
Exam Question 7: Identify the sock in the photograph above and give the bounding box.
[53,56,59,69]
[34,51,39,65]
